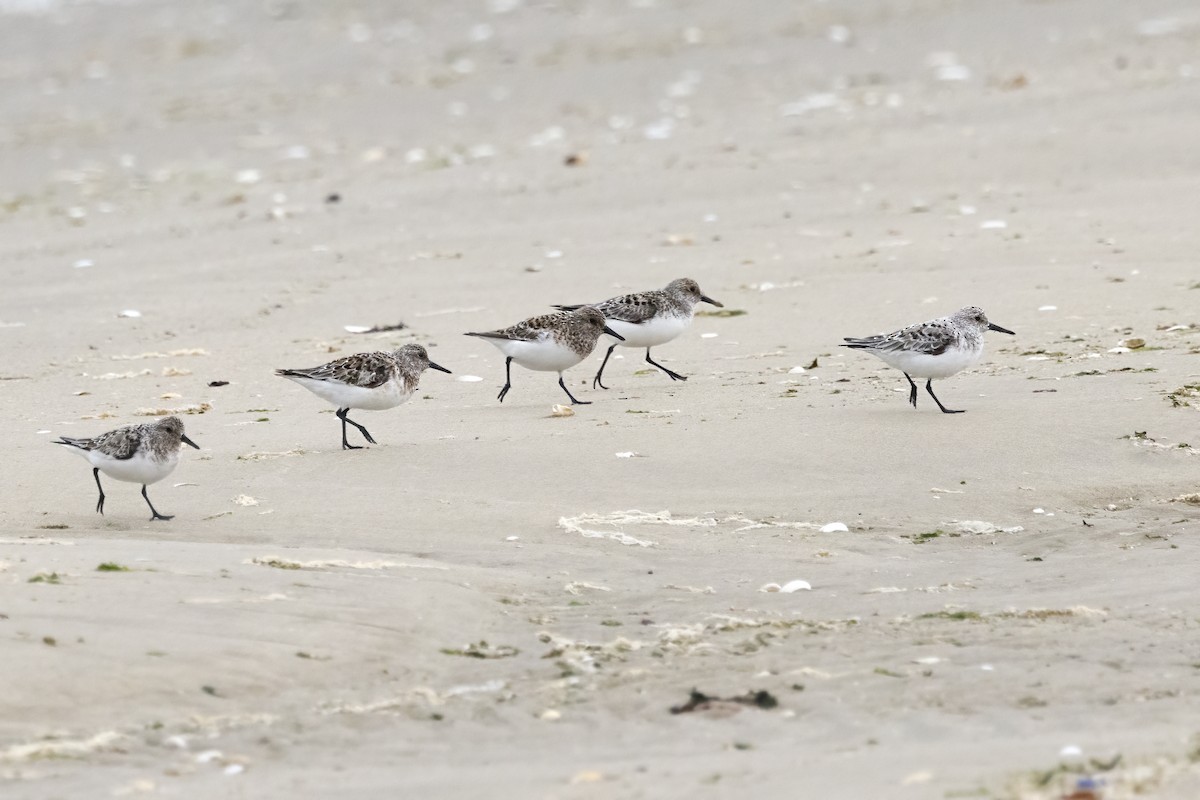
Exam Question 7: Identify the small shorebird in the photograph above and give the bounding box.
[553,277,723,389]
[54,415,200,520]
[276,343,451,449]
[465,306,624,404]
[842,306,1015,413]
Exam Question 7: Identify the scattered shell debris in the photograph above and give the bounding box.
[664,584,715,594]
[820,522,849,533]
[564,581,611,595]
[549,404,574,417]
[456,375,484,382]
[110,349,208,360]
[93,370,153,380]
[760,580,812,593]
[117,309,142,318]
[951,520,1025,534]
[236,449,305,461]
[133,402,211,416]
[2,731,125,762]
[233,495,259,507]
[248,556,448,571]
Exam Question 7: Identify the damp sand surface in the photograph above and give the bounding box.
[2,0,1200,797]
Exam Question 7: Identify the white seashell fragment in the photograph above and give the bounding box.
[952,520,1024,534]
[118,309,142,318]
[780,579,811,593]
[550,404,575,418]
[935,64,971,81]
[343,325,370,333]
[223,764,244,776]
[820,522,849,533]
[1060,744,1083,758]
[643,118,675,140]
[1038,305,1057,311]
[195,750,222,764]
[505,536,519,541]
[1107,346,1131,354]
[1137,17,1182,37]
[614,451,639,458]
[778,93,841,116]
[827,25,851,44]
[73,259,94,269]
[788,366,807,374]
[913,656,941,665]
[456,375,483,382]
[700,332,718,339]
[1032,508,1045,514]
[233,495,259,507]
[759,583,782,593]
[980,219,1007,229]
[235,169,261,184]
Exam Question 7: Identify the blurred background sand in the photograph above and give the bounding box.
[2,0,1200,797]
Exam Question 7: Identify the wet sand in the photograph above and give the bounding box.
[2,0,1200,797]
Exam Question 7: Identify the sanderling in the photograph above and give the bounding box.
[276,343,451,449]
[554,277,723,389]
[465,306,624,404]
[54,415,199,520]
[842,306,1014,413]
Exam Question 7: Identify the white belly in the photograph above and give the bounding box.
[607,314,691,348]
[287,375,411,411]
[873,344,982,379]
[486,338,584,372]
[87,450,179,485]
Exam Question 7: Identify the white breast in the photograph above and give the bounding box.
[485,337,584,372]
[288,374,412,411]
[88,449,180,485]
[608,313,691,348]
[873,342,983,379]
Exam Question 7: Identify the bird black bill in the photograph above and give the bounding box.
[701,295,724,308]
[429,361,452,374]
[181,435,200,449]
[987,322,1015,335]
[602,325,626,341]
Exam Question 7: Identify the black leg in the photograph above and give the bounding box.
[497,357,513,402]
[646,348,687,382]
[593,344,617,390]
[926,379,964,414]
[558,374,591,405]
[93,468,105,515]
[337,408,375,449]
[903,373,919,408]
[142,484,174,521]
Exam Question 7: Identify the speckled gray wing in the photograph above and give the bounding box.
[555,292,663,324]
[467,312,572,342]
[843,321,954,356]
[276,352,395,388]
[59,425,143,460]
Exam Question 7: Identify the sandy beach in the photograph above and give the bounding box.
[2,0,1200,796]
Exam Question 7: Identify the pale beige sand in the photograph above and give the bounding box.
[2,0,1200,797]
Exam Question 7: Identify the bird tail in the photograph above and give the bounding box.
[841,337,878,350]
[53,437,90,451]
[551,303,585,311]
